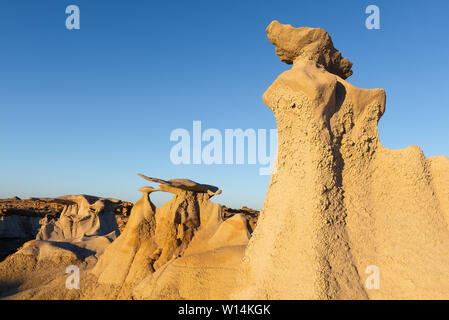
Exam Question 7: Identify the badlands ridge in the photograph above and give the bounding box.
[1,21,449,299]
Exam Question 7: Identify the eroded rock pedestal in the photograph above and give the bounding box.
[90,174,251,299]
[236,21,449,299]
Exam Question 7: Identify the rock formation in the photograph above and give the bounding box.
[0,197,73,262]
[91,174,252,299]
[235,21,449,299]
[0,195,129,298]
[0,183,257,299]
[37,195,119,241]
[2,21,448,300]
[266,21,353,79]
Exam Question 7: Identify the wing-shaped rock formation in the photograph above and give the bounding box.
[91,174,250,299]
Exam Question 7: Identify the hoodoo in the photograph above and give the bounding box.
[91,174,251,299]
[235,21,449,300]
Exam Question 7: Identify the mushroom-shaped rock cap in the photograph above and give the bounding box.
[138,186,159,194]
[138,174,222,196]
[266,20,353,79]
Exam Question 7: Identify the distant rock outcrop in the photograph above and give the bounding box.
[235,21,449,299]
[0,195,131,298]
[36,195,120,242]
[0,197,72,262]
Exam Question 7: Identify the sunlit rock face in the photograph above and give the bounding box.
[235,21,449,300]
[91,174,252,299]
[0,177,256,300]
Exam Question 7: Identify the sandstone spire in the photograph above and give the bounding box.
[236,21,449,299]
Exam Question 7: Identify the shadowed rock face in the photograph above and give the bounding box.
[235,21,449,300]
[0,197,76,262]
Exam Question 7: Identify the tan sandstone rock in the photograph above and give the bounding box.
[0,195,123,298]
[234,21,449,300]
[266,20,353,79]
[90,174,251,299]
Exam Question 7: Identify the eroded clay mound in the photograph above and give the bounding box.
[0,195,129,298]
[235,21,449,300]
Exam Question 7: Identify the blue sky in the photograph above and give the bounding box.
[0,0,448,209]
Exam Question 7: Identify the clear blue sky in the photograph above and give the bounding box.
[1,0,448,209]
